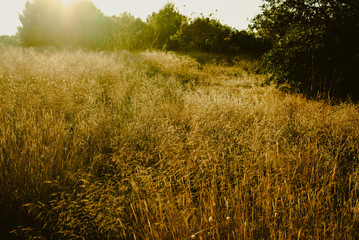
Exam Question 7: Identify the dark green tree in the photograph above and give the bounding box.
[252,0,359,100]
[171,17,232,53]
[171,16,267,56]
[146,3,186,49]
[228,30,269,57]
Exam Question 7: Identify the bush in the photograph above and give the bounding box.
[252,0,359,100]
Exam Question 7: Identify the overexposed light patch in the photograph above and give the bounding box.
[0,0,263,35]
[91,0,263,30]
[61,0,70,5]
[0,0,23,35]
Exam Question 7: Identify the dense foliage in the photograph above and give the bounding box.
[0,35,20,46]
[106,12,155,50]
[14,0,265,57]
[18,0,108,48]
[63,0,108,48]
[18,0,64,46]
[172,17,267,56]
[252,0,359,100]
[146,3,186,50]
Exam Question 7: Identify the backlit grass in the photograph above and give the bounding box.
[0,45,358,239]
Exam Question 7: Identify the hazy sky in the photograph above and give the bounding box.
[0,0,263,36]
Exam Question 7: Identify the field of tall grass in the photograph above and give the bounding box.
[0,45,358,239]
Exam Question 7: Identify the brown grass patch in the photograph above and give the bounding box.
[1,45,358,239]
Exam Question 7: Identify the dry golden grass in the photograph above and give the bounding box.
[0,45,358,239]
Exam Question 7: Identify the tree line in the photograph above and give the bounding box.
[14,0,266,56]
[3,0,358,100]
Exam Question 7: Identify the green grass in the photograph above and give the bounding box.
[0,45,358,239]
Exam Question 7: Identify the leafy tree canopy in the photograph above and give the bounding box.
[0,35,20,46]
[106,13,155,50]
[171,17,232,53]
[252,0,359,100]
[17,0,266,58]
[18,0,107,48]
[146,3,187,49]
[18,0,63,46]
[171,16,267,56]
[64,0,107,48]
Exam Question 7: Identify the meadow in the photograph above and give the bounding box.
[0,45,358,239]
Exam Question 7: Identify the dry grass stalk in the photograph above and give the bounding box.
[0,45,358,239]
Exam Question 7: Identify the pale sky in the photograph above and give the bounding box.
[0,0,263,36]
